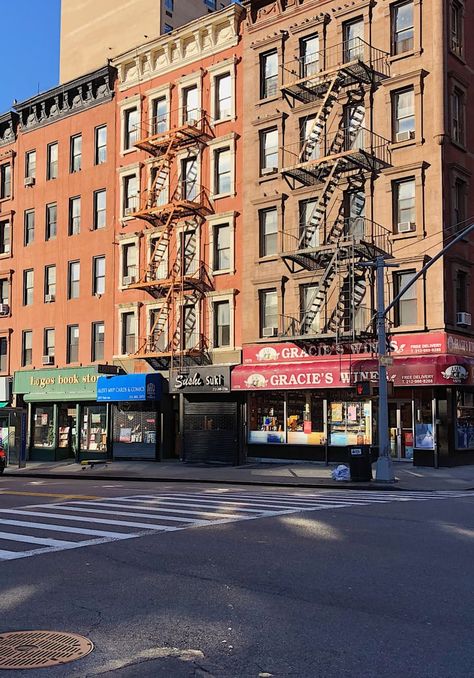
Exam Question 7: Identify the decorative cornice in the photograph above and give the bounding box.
[112,4,244,92]
[0,112,18,148]
[14,65,115,133]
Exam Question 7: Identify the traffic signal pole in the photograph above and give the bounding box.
[375,222,474,481]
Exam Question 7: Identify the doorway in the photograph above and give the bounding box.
[57,404,77,460]
[388,400,413,461]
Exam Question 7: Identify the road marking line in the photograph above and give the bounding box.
[48,505,213,525]
[0,531,77,548]
[0,509,178,531]
[0,518,133,538]
[0,491,99,500]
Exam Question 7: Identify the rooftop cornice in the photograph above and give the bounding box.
[14,65,116,133]
[112,4,245,91]
[0,111,19,148]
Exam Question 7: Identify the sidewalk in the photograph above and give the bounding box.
[3,459,474,491]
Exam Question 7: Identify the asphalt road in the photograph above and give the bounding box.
[0,476,473,678]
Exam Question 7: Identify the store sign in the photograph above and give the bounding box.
[13,367,100,402]
[169,366,231,394]
[232,355,474,391]
[242,332,474,365]
[97,373,162,402]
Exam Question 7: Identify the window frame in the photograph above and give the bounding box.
[391,1,415,56]
[66,324,80,364]
[259,49,278,100]
[24,209,35,246]
[392,86,415,140]
[44,264,56,300]
[67,260,80,300]
[21,330,33,367]
[260,127,279,175]
[91,321,105,362]
[393,177,416,233]
[394,270,418,326]
[92,255,106,295]
[45,202,57,241]
[259,207,278,258]
[259,288,278,337]
[46,142,58,180]
[0,163,11,200]
[70,134,82,173]
[213,299,231,349]
[93,189,106,230]
[68,196,81,235]
[94,125,107,165]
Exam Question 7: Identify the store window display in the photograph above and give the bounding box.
[248,392,285,444]
[456,389,474,450]
[33,405,54,448]
[80,405,107,452]
[328,401,372,446]
[286,392,325,445]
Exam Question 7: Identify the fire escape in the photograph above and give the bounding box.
[123,111,213,370]
[280,37,392,341]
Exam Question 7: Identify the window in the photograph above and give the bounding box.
[68,260,80,299]
[299,198,319,248]
[123,175,138,215]
[393,87,415,140]
[260,50,278,99]
[93,189,106,229]
[260,128,278,173]
[165,0,174,11]
[215,73,232,120]
[177,229,198,275]
[70,134,82,173]
[182,85,199,123]
[22,330,32,367]
[300,284,320,335]
[0,337,7,373]
[453,178,467,228]
[164,23,173,33]
[92,322,105,361]
[121,312,136,354]
[214,147,231,195]
[25,150,36,179]
[45,203,57,240]
[451,1,463,55]
[44,265,56,300]
[395,271,417,326]
[43,328,55,359]
[47,142,58,180]
[69,196,81,235]
[393,178,415,232]
[204,0,217,8]
[300,115,320,161]
[0,220,10,255]
[181,303,198,350]
[181,156,198,200]
[391,1,414,55]
[345,190,366,238]
[23,269,34,306]
[95,125,107,164]
[0,279,9,305]
[0,164,11,199]
[93,255,106,295]
[300,34,319,77]
[124,108,138,150]
[67,325,79,363]
[456,271,468,314]
[213,223,230,271]
[24,209,34,245]
[152,97,168,134]
[452,88,465,145]
[343,18,364,61]
[122,243,137,281]
[259,289,278,336]
[259,207,278,257]
[148,307,167,353]
[213,300,230,348]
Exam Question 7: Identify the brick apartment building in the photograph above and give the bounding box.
[233,0,474,467]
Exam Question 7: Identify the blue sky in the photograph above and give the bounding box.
[0,0,61,113]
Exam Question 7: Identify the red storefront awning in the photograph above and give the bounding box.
[231,354,474,391]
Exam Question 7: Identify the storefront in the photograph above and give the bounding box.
[13,367,108,462]
[97,372,166,460]
[169,366,242,465]
[232,334,474,467]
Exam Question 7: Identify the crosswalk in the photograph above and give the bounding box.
[0,489,471,562]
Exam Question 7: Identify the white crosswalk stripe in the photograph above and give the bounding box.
[0,489,471,562]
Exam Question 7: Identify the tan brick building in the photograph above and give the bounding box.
[234,0,474,466]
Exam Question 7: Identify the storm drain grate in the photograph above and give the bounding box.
[0,631,93,670]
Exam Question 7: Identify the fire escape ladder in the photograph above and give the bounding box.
[299,158,347,249]
[327,188,365,246]
[327,263,368,336]
[147,289,172,353]
[299,73,345,164]
[300,251,339,333]
[148,219,173,281]
[148,143,174,208]
[328,103,365,157]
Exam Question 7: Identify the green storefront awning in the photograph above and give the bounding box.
[13,367,100,403]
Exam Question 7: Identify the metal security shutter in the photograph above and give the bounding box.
[183,398,238,464]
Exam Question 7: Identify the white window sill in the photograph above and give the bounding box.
[212,268,234,277]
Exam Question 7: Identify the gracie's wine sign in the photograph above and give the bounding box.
[170,366,231,394]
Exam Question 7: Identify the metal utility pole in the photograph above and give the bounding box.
[375,221,474,482]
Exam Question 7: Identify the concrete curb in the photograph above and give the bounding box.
[1,469,452,491]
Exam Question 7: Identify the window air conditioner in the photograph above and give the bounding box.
[396,130,414,143]
[124,207,136,216]
[42,355,55,365]
[44,294,55,303]
[24,176,36,187]
[457,312,472,327]
[262,326,278,337]
[397,221,415,233]
[123,276,136,286]
[261,166,278,175]
[0,304,9,316]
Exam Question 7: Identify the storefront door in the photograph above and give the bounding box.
[389,401,413,461]
[58,404,77,460]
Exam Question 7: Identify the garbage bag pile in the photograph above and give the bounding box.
[331,464,350,481]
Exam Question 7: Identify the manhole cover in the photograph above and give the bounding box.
[0,631,93,670]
